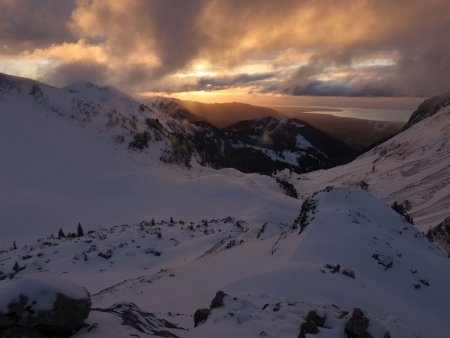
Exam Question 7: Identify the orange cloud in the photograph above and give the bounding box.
[0,0,449,96]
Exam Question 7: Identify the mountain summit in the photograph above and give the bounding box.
[0,72,356,175]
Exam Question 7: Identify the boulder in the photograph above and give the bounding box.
[298,320,319,338]
[93,302,183,337]
[345,308,372,338]
[298,310,326,338]
[98,248,113,259]
[210,290,227,309]
[306,310,326,327]
[0,274,91,337]
[193,308,210,327]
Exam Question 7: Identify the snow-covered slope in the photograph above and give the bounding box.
[283,104,450,231]
[1,72,449,337]
[1,73,356,177]
[0,73,299,244]
[2,188,449,337]
[403,91,450,130]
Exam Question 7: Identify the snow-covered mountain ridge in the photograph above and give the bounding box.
[1,188,449,337]
[0,73,355,176]
[403,91,450,130]
[284,101,450,231]
[0,72,301,243]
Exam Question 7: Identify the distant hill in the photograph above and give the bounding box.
[278,111,404,151]
[179,100,285,127]
[177,100,404,150]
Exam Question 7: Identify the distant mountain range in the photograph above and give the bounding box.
[173,99,404,150]
[0,73,358,176]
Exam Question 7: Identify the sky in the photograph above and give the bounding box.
[1,0,449,107]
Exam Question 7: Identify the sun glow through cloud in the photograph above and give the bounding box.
[0,0,449,105]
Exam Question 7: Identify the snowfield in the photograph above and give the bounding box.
[282,105,450,231]
[1,188,449,337]
[0,74,299,244]
[1,73,449,337]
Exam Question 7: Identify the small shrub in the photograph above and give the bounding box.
[275,178,298,199]
[391,200,414,224]
[129,131,151,150]
[358,180,369,191]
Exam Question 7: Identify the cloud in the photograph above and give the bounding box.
[284,80,395,97]
[44,60,109,86]
[2,0,450,97]
[178,72,276,92]
[0,0,75,53]
[68,0,210,77]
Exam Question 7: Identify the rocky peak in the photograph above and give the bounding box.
[402,92,450,130]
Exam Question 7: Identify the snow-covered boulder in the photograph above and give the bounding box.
[427,217,450,257]
[87,302,185,337]
[188,292,395,338]
[0,274,91,337]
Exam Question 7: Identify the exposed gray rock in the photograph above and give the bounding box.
[306,310,326,327]
[426,217,450,257]
[298,320,320,337]
[345,308,372,338]
[210,290,227,309]
[298,310,326,338]
[0,276,91,337]
[93,302,183,337]
[293,197,318,233]
[325,263,341,273]
[98,248,113,259]
[403,92,450,130]
[194,308,211,327]
[371,253,393,270]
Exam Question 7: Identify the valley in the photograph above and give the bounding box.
[0,73,449,338]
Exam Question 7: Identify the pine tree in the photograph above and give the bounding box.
[77,223,84,237]
[151,218,156,226]
[12,241,17,250]
[58,228,65,238]
[359,180,369,191]
[13,261,20,272]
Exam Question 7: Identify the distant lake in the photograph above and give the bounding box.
[267,105,412,122]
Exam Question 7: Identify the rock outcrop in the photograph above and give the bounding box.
[0,274,91,337]
[427,217,450,256]
[403,92,450,130]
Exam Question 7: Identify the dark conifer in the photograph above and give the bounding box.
[58,228,65,238]
[77,223,84,237]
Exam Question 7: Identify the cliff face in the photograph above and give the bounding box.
[402,92,450,130]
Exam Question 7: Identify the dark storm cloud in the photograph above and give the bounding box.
[285,81,395,97]
[180,72,276,92]
[68,0,212,78]
[45,61,109,87]
[0,0,76,53]
[3,0,450,97]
